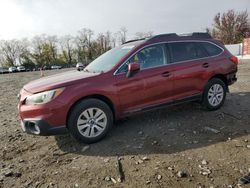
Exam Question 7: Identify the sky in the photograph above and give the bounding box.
[0,0,249,40]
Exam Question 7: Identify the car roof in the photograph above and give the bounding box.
[123,32,213,47]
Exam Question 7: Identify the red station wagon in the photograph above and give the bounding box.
[18,32,238,143]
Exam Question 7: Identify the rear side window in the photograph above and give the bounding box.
[168,41,223,63]
[199,42,223,56]
[168,42,197,62]
[194,43,209,58]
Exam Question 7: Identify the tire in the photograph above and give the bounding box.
[202,78,227,111]
[68,99,113,144]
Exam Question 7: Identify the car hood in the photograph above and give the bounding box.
[24,70,99,93]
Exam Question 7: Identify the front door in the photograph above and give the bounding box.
[114,44,174,114]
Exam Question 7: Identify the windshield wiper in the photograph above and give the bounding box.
[83,68,103,73]
[83,68,89,72]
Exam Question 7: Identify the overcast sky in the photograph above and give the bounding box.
[0,0,249,40]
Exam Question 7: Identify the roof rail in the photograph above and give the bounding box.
[147,32,212,42]
[148,33,178,41]
[123,38,146,44]
[191,32,212,38]
[123,32,212,45]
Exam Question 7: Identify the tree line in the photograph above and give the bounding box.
[0,27,153,68]
[0,10,249,68]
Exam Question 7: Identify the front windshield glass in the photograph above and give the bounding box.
[84,45,134,73]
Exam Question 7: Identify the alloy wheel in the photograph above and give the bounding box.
[207,84,224,107]
[77,108,107,138]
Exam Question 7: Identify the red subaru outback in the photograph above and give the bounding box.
[18,33,238,143]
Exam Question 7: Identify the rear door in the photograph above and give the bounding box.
[167,41,211,100]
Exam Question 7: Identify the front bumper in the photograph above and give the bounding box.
[18,88,71,134]
[21,119,68,136]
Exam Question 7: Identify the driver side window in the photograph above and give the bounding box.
[116,44,166,74]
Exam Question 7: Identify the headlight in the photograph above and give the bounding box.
[25,88,64,105]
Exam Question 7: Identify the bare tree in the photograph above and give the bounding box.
[211,10,250,44]
[103,31,112,51]
[0,27,160,68]
[59,35,75,65]
[31,35,46,66]
[46,35,58,62]
[96,31,112,55]
[117,27,128,44]
[111,32,119,47]
[0,48,4,67]
[31,35,59,67]
[0,39,25,66]
[78,28,94,49]
[134,31,153,39]
[75,28,94,63]
[18,38,31,64]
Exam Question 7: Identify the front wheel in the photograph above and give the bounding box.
[202,78,227,111]
[68,99,113,144]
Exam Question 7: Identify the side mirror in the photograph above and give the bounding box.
[126,63,140,78]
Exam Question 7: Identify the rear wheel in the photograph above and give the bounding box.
[202,78,226,111]
[68,99,113,143]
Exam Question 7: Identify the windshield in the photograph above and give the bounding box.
[84,45,134,73]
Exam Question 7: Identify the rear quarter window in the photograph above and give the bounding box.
[168,41,223,63]
[199,42,223,56]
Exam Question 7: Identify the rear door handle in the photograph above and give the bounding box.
[202,63,209,68]
[161,71,171,77]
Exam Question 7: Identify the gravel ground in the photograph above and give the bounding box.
[0,62,250,188]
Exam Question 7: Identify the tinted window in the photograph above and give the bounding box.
[200,42,223,56]
[168,42,222,63]
[194,43,209,58]
[117,44,166,73]
[168,42,197,62]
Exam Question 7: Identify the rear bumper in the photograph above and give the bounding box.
[226,71,237,85]
[21,119,68,136]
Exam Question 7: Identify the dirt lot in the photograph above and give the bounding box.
[0,62,250,188]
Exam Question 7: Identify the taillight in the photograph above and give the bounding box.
[230,56,238,65]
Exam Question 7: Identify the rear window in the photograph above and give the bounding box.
[199,42,223,56]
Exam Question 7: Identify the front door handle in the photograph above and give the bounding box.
[202,63,209,68]
[161,71,171,77]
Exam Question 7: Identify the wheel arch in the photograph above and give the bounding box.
[208,74,228,92]
[66,94,116,128]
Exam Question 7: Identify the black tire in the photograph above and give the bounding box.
[68,99,113,144]
[202,78,227,111]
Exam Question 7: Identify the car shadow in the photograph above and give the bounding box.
[54,92,250,156]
